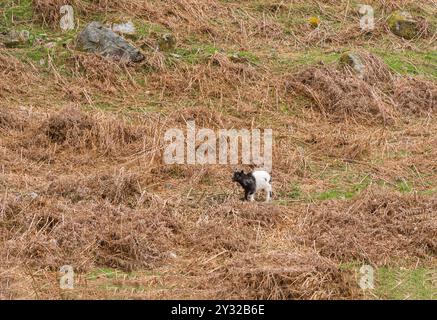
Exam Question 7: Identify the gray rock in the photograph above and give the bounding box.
[387,11,418,40]
[0,29,30,48]
[339,52,365,79]
[76,21,144,63]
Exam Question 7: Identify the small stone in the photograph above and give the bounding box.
[387,11,418,40]
[157,33,176,51]
[339,52,365,79]
[112,21,136,36]
[0,29,30,48]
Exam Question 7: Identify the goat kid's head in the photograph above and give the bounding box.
[232,170,246,183]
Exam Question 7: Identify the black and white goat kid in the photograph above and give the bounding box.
[232,170,272,202]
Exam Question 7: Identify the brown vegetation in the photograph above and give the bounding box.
[1,0,436,299]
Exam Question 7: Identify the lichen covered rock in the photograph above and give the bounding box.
[0,30,30,48]
[387,11,418,40]
[339,52,365,79]
[338,50,393,85]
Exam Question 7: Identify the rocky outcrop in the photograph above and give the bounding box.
[387,11,418,40]
[0,30,30,48]
[76,22,144,62]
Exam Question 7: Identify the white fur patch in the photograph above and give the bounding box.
[252,170,272,202]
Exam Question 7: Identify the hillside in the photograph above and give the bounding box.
[0,0,436,299]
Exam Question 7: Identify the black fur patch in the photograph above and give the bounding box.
[232,170,256,201]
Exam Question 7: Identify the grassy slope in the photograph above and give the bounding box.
[0,0,436,299]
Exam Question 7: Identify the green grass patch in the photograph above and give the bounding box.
[373,48,437,79]
[314,188,356,200]
[274,49,342,72]
[341,263,436,299]
[86,268,127,280]
[135,21,171,38]
[286,184,303,200]
[375,267,436,300]
[229,50,260,64]
[173,44,220,64]
[396,179,413,193]
[310,173,372,201]
[0,0,33,29]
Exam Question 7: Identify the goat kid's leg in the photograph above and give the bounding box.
[244,190,249,201]
[245,190,255,202]
[265,185,272,202]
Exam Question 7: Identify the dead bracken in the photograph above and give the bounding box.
[1,0,436,300]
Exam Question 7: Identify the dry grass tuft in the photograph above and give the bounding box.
[306,128,373,161]
[88,168,142,205]
[340,50,393,85]
[187,219,254,253]
[295,189,437,266]
[0,107,24,132]
[46,168,142,205]
[171,107,240,128]
[0,52,37,97]
[93,0,157,18]
[219,250,358,299]
[212,202,284,228]
[393,77,437,115]
[0,194,179,272]
[70,53,137,93]
[184,202,284,254]
[39,106,144,155]
[289,63,396,123]
[148,52,266,105]
[45,105,95,145]
[144,50,167,71]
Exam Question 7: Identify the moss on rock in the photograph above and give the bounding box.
[339,52,365,79]
[387,11,418,40]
